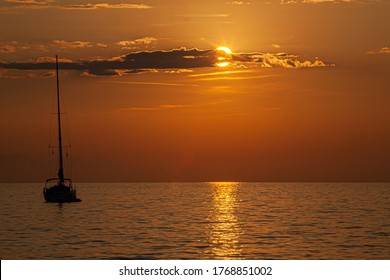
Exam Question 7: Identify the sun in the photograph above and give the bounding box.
[216,46,233,67]
[217,46,232,55]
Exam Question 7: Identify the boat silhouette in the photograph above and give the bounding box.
[43,55,81,203]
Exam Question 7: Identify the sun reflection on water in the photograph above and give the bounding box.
[208,182,242,259]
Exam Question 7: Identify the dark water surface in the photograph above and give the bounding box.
[1,182,389,259]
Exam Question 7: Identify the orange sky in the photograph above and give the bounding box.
[1,0,389,182]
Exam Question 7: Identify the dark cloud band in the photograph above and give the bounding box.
[0,47,331,77]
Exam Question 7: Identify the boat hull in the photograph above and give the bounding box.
[43,183,81,203]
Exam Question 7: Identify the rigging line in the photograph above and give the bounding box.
[47,65,58,179]
[56,55,65,183]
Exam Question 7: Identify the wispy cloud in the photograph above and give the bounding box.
[164,69,194,74]
[191,73,274,81]
[120,100,232,112]
[0,38,155,55]
[116,37,157,50]
[122,104,192,111]
[0,40,49,53]
[0,69,54,79]
[53,40,107,49]
[0,45,17,53]
[366,47,390,55]
[82,68,159,77]
[103,80,198,87]
[189,69,271,81]
[177,14,230,18]
[226,1,250,5]
[0,1,152,10]
[32,56,73,63]
[190,70,275,81]
[4,0,52,4]
[64,3,152,10]
[189,70,255,77]
[81,69,122,77]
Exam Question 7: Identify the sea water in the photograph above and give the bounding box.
[0,182,389,259]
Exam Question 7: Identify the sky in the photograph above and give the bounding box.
[0,0,389,182]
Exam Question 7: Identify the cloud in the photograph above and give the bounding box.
[0,47,332,77]
[0,0,54,10]
[189,70,254,78]
[83,68,159,77]
[0,45,17,53]
[120,100,232,112]
[123,104,192,111]
[116,37,157,50]
[82,69,121,77]
[0,40,29,52]
[190,70,274,81]
[106,81,198,87]
[32,56,73,63]
[53,40,107,49]
[122,69,158,74]
[233,52,333,68]
[4,0,51,4]
[53,40,94,48]
[366,47,390,55]
[247,53,331,68]
[0,40,108,54]
[0,69,54,79]
[64,3,152,10]
[164,69,194,74]
[0,1,152,10]
[177,14,230,18]
[226,1,250,5]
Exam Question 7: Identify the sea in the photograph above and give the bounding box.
[0,182,389,260]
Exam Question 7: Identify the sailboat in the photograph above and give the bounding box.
[43,55,81,203]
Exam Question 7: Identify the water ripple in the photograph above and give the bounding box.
[0,182,389,259]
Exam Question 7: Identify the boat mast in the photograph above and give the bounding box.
[56,55,64,184]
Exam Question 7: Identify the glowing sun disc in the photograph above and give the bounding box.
[216,46,232,54]
[216,46,232,67]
